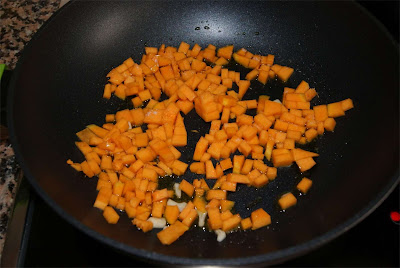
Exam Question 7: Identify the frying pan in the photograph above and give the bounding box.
[7,0,399,265]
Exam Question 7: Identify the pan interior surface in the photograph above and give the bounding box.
[8,1,399,265]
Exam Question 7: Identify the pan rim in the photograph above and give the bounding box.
[6,0,399,265]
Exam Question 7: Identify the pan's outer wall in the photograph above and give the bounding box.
[8,1,399,265]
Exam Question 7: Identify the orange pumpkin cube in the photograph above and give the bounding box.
[297,177,313,194]
[341,98,354,111]
[278,193,297,210]
[179,179,195,197]
[103,206,120,224]
[190,162,206,174]
[296,157,316,172]
[327,102,345,118]
[324,117,336,131]
[207,207,223,230]
[165,205,180,224]
[241,217,252,230]
[276,66,294,82]
[251,208,271,230]
[206,190,227,200]
[133,218,153,233]
[222,214,242,232]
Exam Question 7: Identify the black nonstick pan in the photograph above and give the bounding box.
[7,1,399,265]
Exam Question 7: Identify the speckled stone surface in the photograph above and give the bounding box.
[0,0,61,259]
[0,143,21,258]
[0,0,61,69]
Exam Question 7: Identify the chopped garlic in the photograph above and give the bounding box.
[214,229,226,242]
[128,122,132,129]
[167,199,187,212]
[197,211,207,227]
[148,217,166,229]
[173,183,181,199]
[273,99,282,104]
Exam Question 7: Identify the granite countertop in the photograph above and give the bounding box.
[0,0,65,260]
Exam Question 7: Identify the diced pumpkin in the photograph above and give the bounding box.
[190,162,206,174]
[327,102,345,118]
[94,187,112,210]
[181,208,198,227]
[165,205,180,224]
[103,206,120,224]
[341,98,354,111]
[251,208,271,230]
[179,179,194,197]
[133,218,153,233]
[324,117,336,131]
[207,207,223,230]
[241,217,252,230]
[296,157,316,172]
[220,199,235,212]
[222,214,241,232]
[217,45,234,60]
[297,177,313,194]
[278,192,297,210]
[206,190,227,200]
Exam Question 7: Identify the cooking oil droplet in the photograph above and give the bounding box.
[242,32,246,35]
[255,32,259,35]
[195,27,200,30]
[204,26,210,30]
